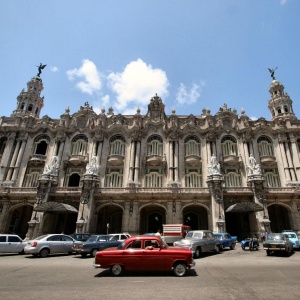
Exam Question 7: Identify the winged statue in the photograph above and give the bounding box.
[36,63,47,77]
[268,67,277,80]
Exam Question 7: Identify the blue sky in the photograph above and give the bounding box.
[1,0,300,120]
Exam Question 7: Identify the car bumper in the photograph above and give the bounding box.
[24,247,39,254]
[264,247,286,251]
[93,263,101,268]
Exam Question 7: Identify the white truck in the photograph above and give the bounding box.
[161,224,191,245]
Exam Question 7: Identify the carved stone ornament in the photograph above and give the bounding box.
[254,181,266,203]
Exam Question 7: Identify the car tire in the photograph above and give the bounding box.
[215,245,220,254]
[194,247,201,259]
[230,243,236,250]
[39,248,49,258]
[18,249,25,255]
[91,249,98,257]
[173,262,187,277]
[110,264,124,276]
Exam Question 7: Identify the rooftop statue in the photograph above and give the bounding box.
[268,67,277,80]
[36,63,47,77]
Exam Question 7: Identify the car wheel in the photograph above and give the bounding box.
[194,247,201,259]
[91,249,98,257]
[110,264,124,276]
[81,253,87,258]
[173,262,187,277]
[266,250,271,256]
[230,243,236,250]
[39,248,49,258]
[18,249,25,255]
[215,245,220,254]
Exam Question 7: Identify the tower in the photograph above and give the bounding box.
[268,79,296,121]
[11,76,44,118]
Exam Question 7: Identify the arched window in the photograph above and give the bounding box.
[221,136,237,156]
[20,102,25,110]
[33,135,50,155]
[71,135,88,156]
[224,169,241,187]
[109,135,126,156]
[147,136,163,156]
[0,137,7,159]
[263,169,280,187]
[22,168,43,187]
[185,169,202,187]
[64,168,84,187]
[105,168,123,187]
[145,169,163,187]
[28,104,33,112]
[184,136,201,157]
[257,136,274,157]
[284,105,289,113]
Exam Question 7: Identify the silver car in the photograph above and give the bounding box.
[24,234,75,258]
[0,234,27,254]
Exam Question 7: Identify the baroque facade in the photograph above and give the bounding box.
[1,72,300,240]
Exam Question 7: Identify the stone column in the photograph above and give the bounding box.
[134,141,141,184]
[279,142,291,181]
[284,143,296,181]
[174,142,179,182]
[5,140,21,181]
[0,134,16,182]
[11,140,27,181]
[128,141,135,183]
[290,136,300,181]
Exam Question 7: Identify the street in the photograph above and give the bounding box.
[0,245,299,300]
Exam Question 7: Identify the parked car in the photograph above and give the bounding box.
[24,234,75,258]
[213,232,237,250]
[71,233,91,242]
[0,234,26,254]
[108,233,131,241]
[173,230,222,258]
[263,233,294,256]
[282,231,300,250]
[74,234,121,257]
[93,235,195,277]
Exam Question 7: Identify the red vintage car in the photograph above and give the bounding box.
[93,235,195,276]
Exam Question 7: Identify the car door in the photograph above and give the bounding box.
[206,232,216,251]
[7,235,24,253]
[122,240,143,270]
[47,235,63,253]
[143,239,165,270]
[0,235,7,253]
[61,235,74,253]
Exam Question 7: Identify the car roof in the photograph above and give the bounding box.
[0,234,21,237]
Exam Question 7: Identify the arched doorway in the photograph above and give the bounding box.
[6,204,33,239]
[268,204,291,232]
[140,205,166,234]
[183,205,208,230]
[42,212,77,235]
[97,205,123,234]
[225,212,251,241]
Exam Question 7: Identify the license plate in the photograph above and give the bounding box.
[271,245,276,248]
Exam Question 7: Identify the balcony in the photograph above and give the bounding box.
[146,155,163,167]
[107,155,124,166]
[29,154,46,165]
[185,155,202,167]
[68,155,87,166]
[260,155,276,166]
[223,155,239,165]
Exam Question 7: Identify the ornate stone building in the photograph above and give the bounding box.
[1,71,300,240]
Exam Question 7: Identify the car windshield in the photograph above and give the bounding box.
[268,234,284,240]
[186,232,203,239]
[213,234,222,239]
[283,233,296,238]
[86,235,101,242]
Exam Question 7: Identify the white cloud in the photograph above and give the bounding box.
[107,59,169,112]
[66,59,101,95]
[93,95,110,114]
[250,116,258,121]
[175,81,205,105]
[50,66,59,72]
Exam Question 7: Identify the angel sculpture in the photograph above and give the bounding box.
[268,67,277,80]
[36,63,47,77]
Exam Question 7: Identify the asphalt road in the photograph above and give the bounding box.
[0,244,299,300]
